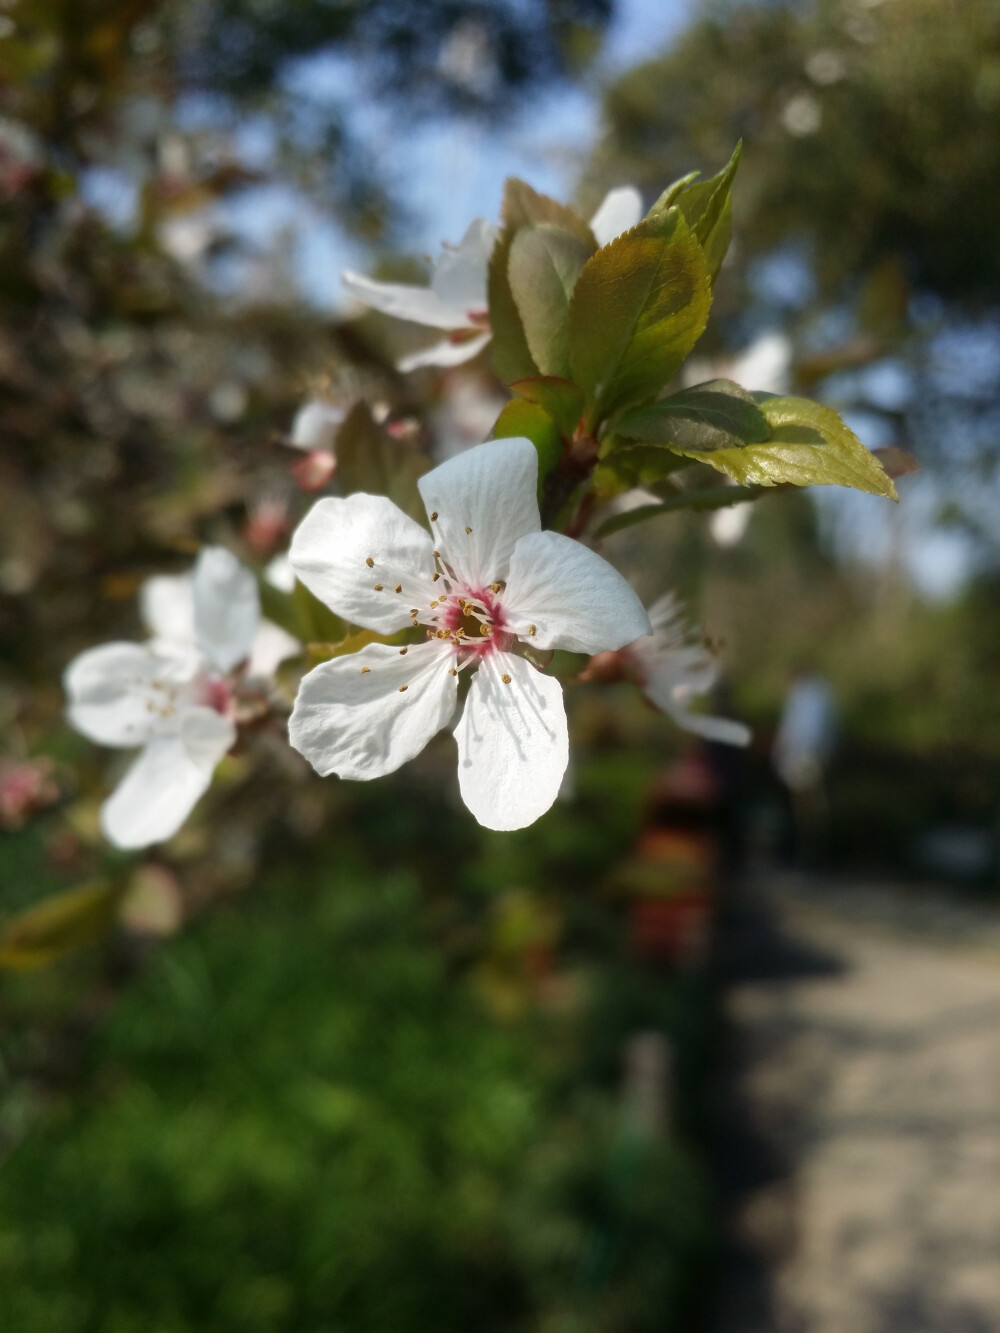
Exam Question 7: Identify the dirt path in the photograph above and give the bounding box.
[712,873,1000,1333]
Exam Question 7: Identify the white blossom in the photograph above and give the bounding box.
[342,218,496,372]
[588,186,643,247]
[340,187,644,372]
[65,548,297,849]
[288,398,345,453]
[626,595,751,746]
[288,438,651,830]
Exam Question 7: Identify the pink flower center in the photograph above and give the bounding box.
[436,584,510,657]
[200,675,234,716]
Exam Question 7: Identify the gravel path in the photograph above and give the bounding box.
[713,873,1000,1333]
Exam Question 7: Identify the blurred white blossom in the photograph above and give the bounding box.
[65,548,298,849]
[341,186,643,372]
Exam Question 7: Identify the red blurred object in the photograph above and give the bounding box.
[628,891,711,966]
[0,758,59,829]
[291,449,336,492]
[244,496,291,556]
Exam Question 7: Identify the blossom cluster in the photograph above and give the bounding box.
[63,183,752,851]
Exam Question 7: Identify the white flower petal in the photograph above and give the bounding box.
[192,547,260,672]
[64,642,201,748]
[247,620,301,679]
[100,708,234,850]
[454,652,568,832]
[662,705,751,747]
[289,640,458,781]
[397,330,491,373]
[502,531,651,653]
[633,594,750,746]
[341,271,475,331]
[590,186,643,247]
[289,495,437,633]
[429,217,495,312]
[289,399,345,452]
[264,552,296,593]
[417,437,540,588]
[140,574,195,644]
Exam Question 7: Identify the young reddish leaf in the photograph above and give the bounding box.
[568,208,712,424]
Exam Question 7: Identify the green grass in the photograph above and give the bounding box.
[0,757,710,1333]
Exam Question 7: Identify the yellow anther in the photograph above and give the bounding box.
[479,623,491,636]
[432,571,441,582]
[528,624,536,636]
[365,557,374,568]
[455,627,466,638]
[373,583,383,591]
[436,629,449,639]
[398,684,408,693]
[399,647,408,655]
[465,526,472,534]
[430,511,438,521]
[394,584,402,593]
[360,666,371,674]
[490,581,503,594]
[410,608,419,616]
[501,673,511,684]
[432,550,440,558]
[448,668,458,676]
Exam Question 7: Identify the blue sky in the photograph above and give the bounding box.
[219,0,694,308]
[80,0,980,599]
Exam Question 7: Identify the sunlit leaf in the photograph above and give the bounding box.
[647,142,742,281]
[679,395,898,497]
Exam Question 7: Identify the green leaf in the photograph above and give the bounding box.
[508,224,592,378]
[488,226,539,384]
[500,177,597,250]
[595,484,763,538]
[683,395,898,497]
[257,575,305,641]
[335,400,430,525]
[489,180,598,385]
[258,573,345,644]
[615,379,771,452]
[568,208,712,424]
[490,399,563,486]
[293,579,346,643]
[602,443,690,490]
[509,376,584,438]
[0,882,122,970]
[647,142,742,282]
[306,627,403,666]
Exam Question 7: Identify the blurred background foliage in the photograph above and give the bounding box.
[1,0,999,1328]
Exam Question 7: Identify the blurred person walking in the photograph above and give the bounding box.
[773,670,837,866]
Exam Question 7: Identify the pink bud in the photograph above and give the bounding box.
[291,449,337,492]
